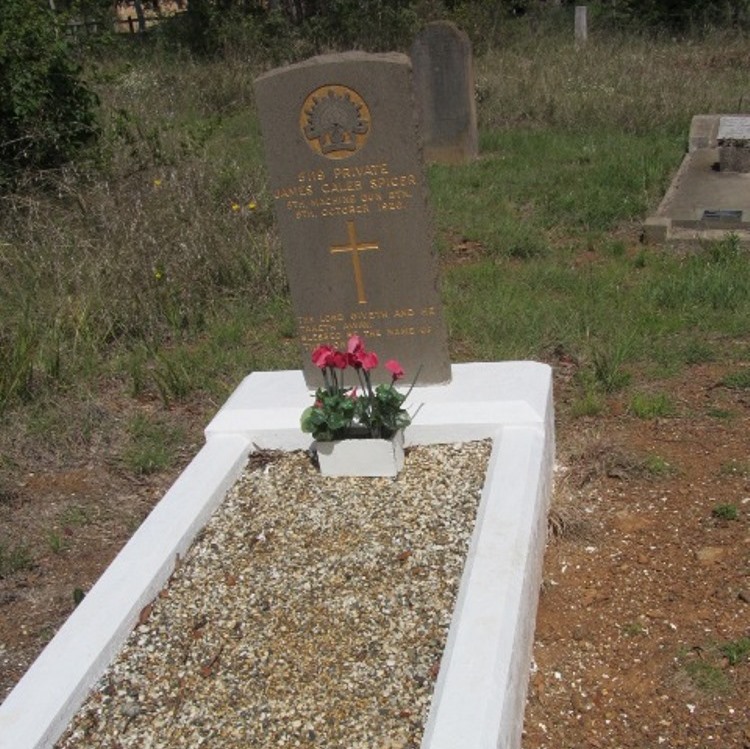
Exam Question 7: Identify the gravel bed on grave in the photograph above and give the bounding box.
[56,440,491,749]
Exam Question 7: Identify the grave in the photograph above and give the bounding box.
[410,21,478,165]
[254,52,451,386]
[0,50,555,749]
[0,364,554,749]
[644,114,750,244]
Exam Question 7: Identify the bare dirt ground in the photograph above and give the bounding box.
[1,359,749,747]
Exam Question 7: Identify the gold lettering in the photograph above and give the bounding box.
[321,180,362,194]
[349,309,389,321]
[274,184,313,199]
[369,173,417,190]
[379,201,404,212]
[333,163,389,180]
[321,204,370,217]
[298,170,325,183]
[386,327,417,337]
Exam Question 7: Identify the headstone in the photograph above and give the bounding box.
[717,115,750,173]
[410,21,478,165]
[575,6,588,44]
[254,52,451,387]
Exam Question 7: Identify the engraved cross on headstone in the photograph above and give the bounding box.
[329,220,380,305]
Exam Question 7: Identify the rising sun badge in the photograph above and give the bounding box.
[301,85,371,159]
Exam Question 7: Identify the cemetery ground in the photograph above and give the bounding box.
[2,23,750,747]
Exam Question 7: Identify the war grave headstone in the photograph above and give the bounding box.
[254,52,451,387]
[410,21,478,165]
[644,114,750,244]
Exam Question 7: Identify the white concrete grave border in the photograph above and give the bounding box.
[0,361,554,749]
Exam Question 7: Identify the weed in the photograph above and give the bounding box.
[621,621,646,637]
[59,504,90,528]
[711,504,739,521]
[707,408,733,420]
[643,454,673,477]
[681,340,715,365]
[721,369,750,389]
[719,637,750,666]
[152,350,194,406]
[707,232,742,264]
[0,312,38,411]
[629,391,675,419]
[591,344,632,393]
[121,414,184,475]
[719,459,750,477]
[571,390,606,418]
[682,658,730,695]
[0,542,33,577]
[47,532,68,555]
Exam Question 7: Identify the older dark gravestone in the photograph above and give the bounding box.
[254,52,451,388]
[410,21,478,165]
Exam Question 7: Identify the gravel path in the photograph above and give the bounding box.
[57,441,491,749]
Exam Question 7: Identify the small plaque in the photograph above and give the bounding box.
[718,116,750,143]
[702,209,743,222]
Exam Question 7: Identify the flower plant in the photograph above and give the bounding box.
[300,335,413,441]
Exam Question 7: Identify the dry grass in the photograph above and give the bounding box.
[476,29,750,134]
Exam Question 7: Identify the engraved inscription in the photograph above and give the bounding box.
[273,162,417,220]
[301,85,370,160]
[297,306,437,350]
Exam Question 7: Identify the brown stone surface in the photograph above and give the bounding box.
[254,52,451,386]
[719,145,750,173]
[410,21,478,165]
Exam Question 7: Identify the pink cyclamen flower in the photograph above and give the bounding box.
[385,359,404,380]
[312,345,334,369]
[358,350,378,371]
[347,335,364,355]
[331,350,348,369]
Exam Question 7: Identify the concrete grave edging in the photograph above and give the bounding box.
[0,361,554,749]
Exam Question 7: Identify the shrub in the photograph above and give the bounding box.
[0,0,98,188]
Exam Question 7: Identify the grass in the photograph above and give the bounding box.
[0,542,33,577]
[682,658,730,695]
[642,454,674,477]
[4,27,750,412]
[121,414,185,475]
[711,503,739,521]
[678,636,750,696]
[721,369,750,389]
[2,21,750,575]
[719,637,750,666]
[628,391,675,419]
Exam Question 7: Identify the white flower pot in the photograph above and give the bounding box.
[314,430,405,477]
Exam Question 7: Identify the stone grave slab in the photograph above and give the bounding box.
[644,114,750,244]
[410,21,478,165]
[254,52,451,387]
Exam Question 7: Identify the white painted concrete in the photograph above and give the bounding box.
[0,362,554,749]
